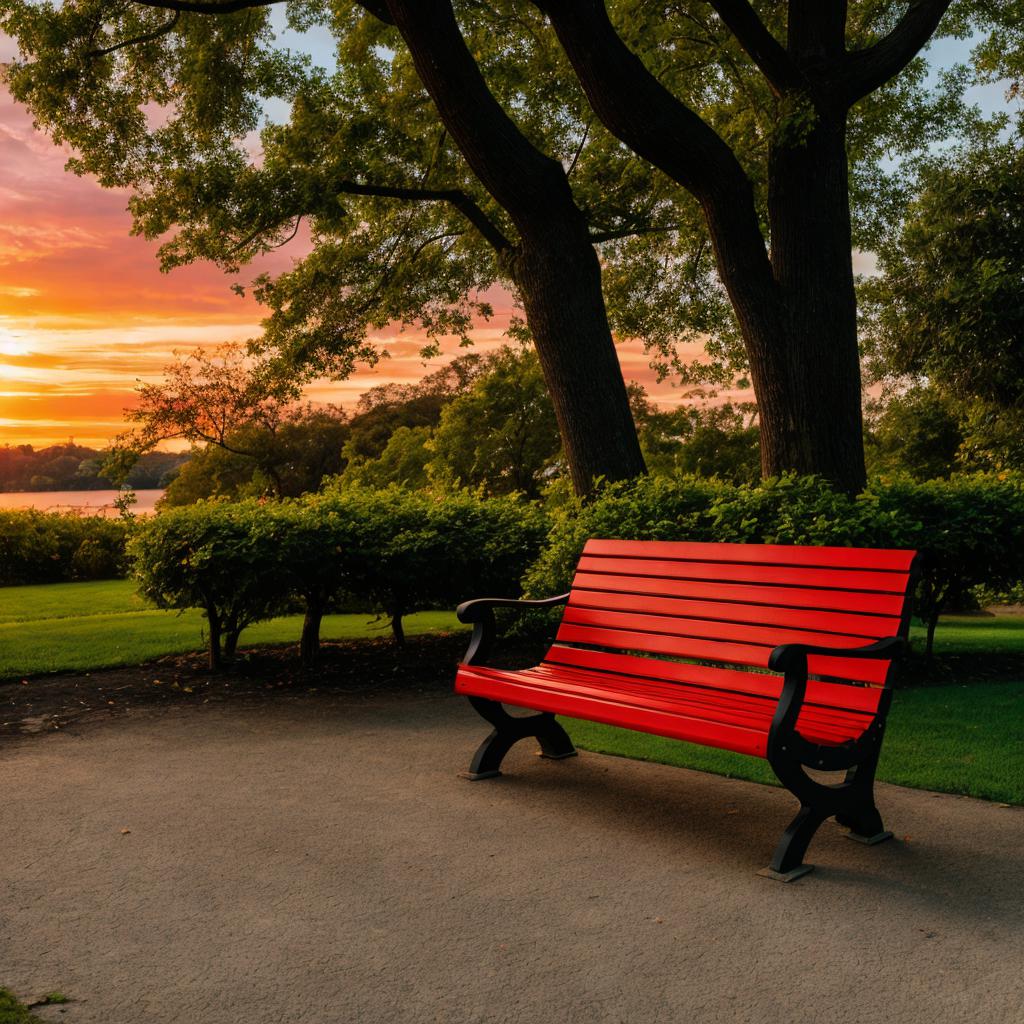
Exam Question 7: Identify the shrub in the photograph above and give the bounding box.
[0,510,129,585]
[313,487,549,642]
[129,501,288,668]
[863,475,1024,654]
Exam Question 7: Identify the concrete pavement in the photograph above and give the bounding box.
[2,692,1021,1024]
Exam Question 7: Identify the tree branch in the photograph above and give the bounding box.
[704,0,800,94]
[130,0,282,12]
[88,10,180,56]
[588,224,682,243]
[333,180,512,253]
[838,0,953,104]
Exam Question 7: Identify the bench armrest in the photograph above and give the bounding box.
[768,636,907,674]
[767,636,907,760]
[456,594,570,666]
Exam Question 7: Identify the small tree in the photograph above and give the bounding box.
[129,502,287,668]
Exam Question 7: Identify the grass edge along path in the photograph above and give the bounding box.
[562,679,1024,806]
[0,988,57,1024]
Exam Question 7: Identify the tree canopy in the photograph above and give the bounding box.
[2,1,1019,490]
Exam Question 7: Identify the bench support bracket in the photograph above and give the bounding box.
[767,743,890,878]
[460,696,577,780]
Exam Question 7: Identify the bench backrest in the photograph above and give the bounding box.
[545,540,918,715]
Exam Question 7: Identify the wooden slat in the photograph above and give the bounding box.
[517,665,870,744]
[456,665,874,755]
[529,663,874,739]
[554,623,889,685]
[559,605,876,652]
[577,555,910,594]
[455,666,770,757]
[542,645,885,715]
[570,571,908,617]
[583,538,917,571]
[566,588,901,640]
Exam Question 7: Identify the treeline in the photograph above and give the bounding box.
[0,443,188,493]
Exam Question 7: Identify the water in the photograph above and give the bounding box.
[0,489,165,516]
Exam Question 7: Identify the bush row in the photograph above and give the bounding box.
[0,510,130,585]
[524,474,1024,656]
[128,488,549,668]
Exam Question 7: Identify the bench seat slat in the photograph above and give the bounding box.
[541,645,885,716]
[571,572,908,616]
[456,666,770,757]
[559,605,879,651]
[527,664,873,741]
[567,589,902,640]
[582,539,917,572]
[456,666,873,756]
[576,555,910,594]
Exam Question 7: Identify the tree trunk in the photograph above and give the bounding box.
[390,608,405,645]
[759,117,867,493]
[300,602,324,667]
[539,2,870,493]
[224,622,239,663]
[386,0,646,496]
[512,232,647,495]
[206,608,222,671]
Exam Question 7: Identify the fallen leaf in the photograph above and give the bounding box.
[120,828,131,835]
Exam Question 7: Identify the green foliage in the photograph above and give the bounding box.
[865,388,965,480]
[124,487,547,662]
[427,347,560,498]
[0,510,130,585]
[0,988,45,1024]
[129,501,288,667]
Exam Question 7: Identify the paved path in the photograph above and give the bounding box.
[2,693,1022,1024]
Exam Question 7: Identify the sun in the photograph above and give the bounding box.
[0,329,29,358]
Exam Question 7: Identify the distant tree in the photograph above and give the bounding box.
[864,388,964,480]
[632,396,761,484]
[861,139,1024,472]
[428,347,561,498]
[338,426,433,491]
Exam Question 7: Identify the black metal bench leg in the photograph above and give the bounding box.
[835,761,893,845]
[461,697,577,780]
[764,805,827,881]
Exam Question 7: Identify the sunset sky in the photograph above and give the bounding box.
[0,25,1002,451]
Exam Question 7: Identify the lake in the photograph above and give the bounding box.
[0,489,165,516]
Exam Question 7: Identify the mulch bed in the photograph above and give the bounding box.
[0,633,548,738]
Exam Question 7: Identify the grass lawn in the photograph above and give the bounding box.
[0,579,465,678]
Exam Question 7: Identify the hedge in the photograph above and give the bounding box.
[0,510,130,586]
[128,488,549,668]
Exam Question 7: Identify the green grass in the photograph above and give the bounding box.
[0,579,465,678]
[910,614,1024,655]
[0,989,44,1024]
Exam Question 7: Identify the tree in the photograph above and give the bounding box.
[3,1,1005,490]
[109,344,352,498]
[428,347,561,498]
[864,388,964,481]
[530,0,1018,492]
[861,138,1024,473]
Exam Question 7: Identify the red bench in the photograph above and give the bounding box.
[454,539,920,880]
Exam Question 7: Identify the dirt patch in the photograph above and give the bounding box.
[0,632,547,737]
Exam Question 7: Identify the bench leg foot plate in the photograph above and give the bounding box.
[757,864,814,883]
[538,750,578,761]
[845,829,893,846]
[459,769,502,781]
